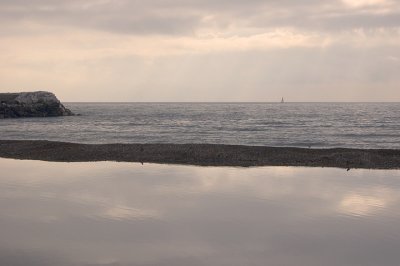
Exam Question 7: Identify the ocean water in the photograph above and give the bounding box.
[1,102,399,148]
[1,158,400,266]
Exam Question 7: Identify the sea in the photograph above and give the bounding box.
[1,102,399,148]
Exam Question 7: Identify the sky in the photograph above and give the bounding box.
[0,0,399,102]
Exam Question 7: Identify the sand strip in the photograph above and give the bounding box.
[1,140,399,169]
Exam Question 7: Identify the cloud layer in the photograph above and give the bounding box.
[1,0,399,35]
[0,0,399,101]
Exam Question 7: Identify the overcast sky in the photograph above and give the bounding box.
[1,0,399,101]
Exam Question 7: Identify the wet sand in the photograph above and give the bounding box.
[0,140,399,169]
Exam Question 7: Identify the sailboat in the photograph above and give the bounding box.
[281,97,284,103]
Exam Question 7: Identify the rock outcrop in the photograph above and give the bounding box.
[0,91,73,118]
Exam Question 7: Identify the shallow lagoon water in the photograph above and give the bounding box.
[1,158,400,266]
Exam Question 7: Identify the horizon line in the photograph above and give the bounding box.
[63,101,400,103]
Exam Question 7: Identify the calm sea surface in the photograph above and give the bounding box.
[1,158,400,266]
[1,102,400,148]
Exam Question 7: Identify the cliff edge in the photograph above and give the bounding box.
[0,91,73,118]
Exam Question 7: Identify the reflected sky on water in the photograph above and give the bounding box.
[0,158,400,266]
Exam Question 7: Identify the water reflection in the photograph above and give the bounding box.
[0,158,400,266]
[338,187,394,217]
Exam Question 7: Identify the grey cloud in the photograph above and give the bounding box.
[246,4,400,31]
[0,0,399,35]
[319,12,400,30]
[0,249,74,266]
[0,0,202,35]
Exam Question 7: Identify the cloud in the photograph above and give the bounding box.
[341,0,390,8]
[102,205,161,221]
[0,0,399,36]
[1,0,400,101]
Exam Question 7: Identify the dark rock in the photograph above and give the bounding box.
[0,91,73,118]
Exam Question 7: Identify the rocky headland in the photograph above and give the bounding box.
[0,91,73,118]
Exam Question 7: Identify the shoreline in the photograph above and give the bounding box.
[1,140,400,169]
